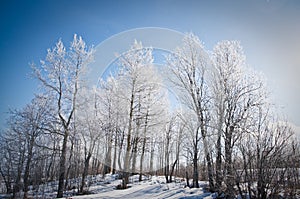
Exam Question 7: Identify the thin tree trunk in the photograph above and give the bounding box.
[216,105,224,193]
[200,121,215,191]
[118,132,124,171]
[103,135,112,176]
[23,137,35,199]
[225,126,235,199]
[80,152,91,193]
[64,137,74,190]
[57,131,69,198]
[131,137,138,174]
[169,159,178,183]
[186,170,190,188]
[122,89,135,189]
[0,167,12,194]
[139,137,147,181]
[192,149,199,188]
[112,130,118,174]
[164,126,170,183]
[13,145,25,198]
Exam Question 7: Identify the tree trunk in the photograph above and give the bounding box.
[0,167,12,194]
[13,146,25,199]
[139,137,147,181]
[186,170,190,188]
[64,138,74,190]
[169,159,178,183]
[225,126,235,199]
[200,123,215,191]
[80,152,91,193]
[206,152,214,191]
[165,129,170,183]
[23,137,35,199]
[131,137,138,174]
[57,131,69,198]
[165,165,170,183]
[118,131,124,171]
[103,136,112,176]
[122,127,132,188]
[192,150,199,188]
[215,105,224,193]
[112,130,118,174]
[215,133,222,192]
[122,89,135,189]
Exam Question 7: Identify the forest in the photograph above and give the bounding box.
[0,33,299,199]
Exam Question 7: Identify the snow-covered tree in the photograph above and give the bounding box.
[212,40,267,198]
[167,33,214,189]
[75,88,103,193]
[114,40,169,188]
[0,95,54,198]
[32,34,94,198]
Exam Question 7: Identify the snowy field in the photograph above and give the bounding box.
[71,175,214,199]
[0,175,216,199]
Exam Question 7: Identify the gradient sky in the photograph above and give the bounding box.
[0,0,300,130]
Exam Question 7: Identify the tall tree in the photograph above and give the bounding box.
[13,96,52,198]
[167,33,214,190]
[212,40,265,198]
[76,88,103,193]
[116,40,167,188]
[32,34,94,198]
[117,40,154,188]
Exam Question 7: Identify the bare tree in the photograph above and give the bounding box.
[212,40,267,198]
[11,96,52,198]
[116,40,155,188]
[32,34,93,198]
[167,33,214,190]
[114,40,169,188]
[76,88,103,193]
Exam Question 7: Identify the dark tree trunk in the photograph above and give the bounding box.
[112,130,118,174]
[186,170,190,188]
[13,146,25,199]
[131,137,138,174]
[80,152,92,193]
[64,138,74,190]
[0,167,12,194]
[216,103,224,194]
[192,151,199,188]
[216,118,223,193]
[165,165,170,183]
[215,134,222,192]
[23,137,35,199]
[139,137,147,181]
[206,152,215,191]
[57,131,69,198]
[169,159,178,183]
[225,126,235,199]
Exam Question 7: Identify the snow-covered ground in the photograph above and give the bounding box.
[71,175,215,199]
[0,175,216,199]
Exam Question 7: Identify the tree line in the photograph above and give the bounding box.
[0,33,299,199]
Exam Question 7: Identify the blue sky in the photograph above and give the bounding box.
[0,0,300,129]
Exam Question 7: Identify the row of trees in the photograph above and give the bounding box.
[0,33,299,199]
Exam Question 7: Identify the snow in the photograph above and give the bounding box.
[71,175,215,199]
[0,174,215,199]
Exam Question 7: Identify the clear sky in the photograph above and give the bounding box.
[0,0,300,130]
